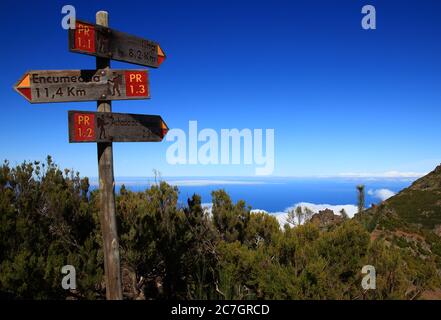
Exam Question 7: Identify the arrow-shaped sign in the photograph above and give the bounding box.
[69,20,166,68]
[68,111,169,143]
[14,69,150,103]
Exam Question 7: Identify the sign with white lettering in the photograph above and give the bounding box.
[14,69,150,103]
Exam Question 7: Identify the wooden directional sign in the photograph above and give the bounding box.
[68,111,168,143]
[69,20,166,68]
[14,69,150,103]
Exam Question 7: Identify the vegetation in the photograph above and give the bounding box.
[0,158,440,299]
[357,184,365,214]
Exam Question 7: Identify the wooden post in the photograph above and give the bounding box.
[96,10,123,300]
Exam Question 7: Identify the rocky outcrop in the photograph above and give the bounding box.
[310,209,343,228]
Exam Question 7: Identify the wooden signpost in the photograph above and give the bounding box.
[14,69,150,103]
[68,111,168,143]
[69,20,166,68]
[13,10,168,300]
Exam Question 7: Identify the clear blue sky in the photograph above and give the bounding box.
[1,0,441,177]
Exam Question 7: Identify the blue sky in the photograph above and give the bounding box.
[1,0,441,177]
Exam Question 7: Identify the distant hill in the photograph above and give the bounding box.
[357,164,441,234]
[356,164,441,299]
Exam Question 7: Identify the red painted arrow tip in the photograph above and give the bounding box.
[160,120,169,139]
[158,55,165,66]
[157,45,166,66]
[18,87,32,101]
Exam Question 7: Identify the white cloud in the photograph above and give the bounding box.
[202,203,213,216]
[251,209,288,226]
[287,202,358,217]
[367,188,395,201]
[337,171,425,178]
[252,202,358,227]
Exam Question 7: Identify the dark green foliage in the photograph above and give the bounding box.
[387,190,441,229]
[0,157,102,299]
[243,211,281,248]
[1,158,440,300]
[211,190,250,243]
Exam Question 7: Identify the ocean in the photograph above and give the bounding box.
[90,177,416,216]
